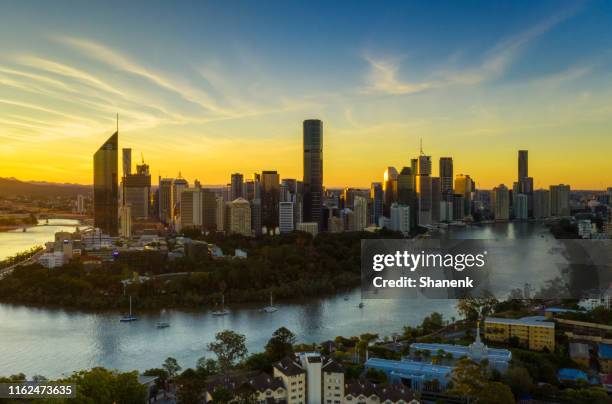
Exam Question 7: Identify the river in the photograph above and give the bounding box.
[0,221,568,378]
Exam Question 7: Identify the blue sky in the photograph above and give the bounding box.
[0,0,611,188]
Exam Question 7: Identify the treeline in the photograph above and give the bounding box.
[0,246,43,270]
[0,230,404,310]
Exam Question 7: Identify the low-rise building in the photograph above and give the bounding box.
[599,343,612,373]
[364,357,452,391]
[484,316,555,351]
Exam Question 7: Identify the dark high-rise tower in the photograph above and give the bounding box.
[94,132,119,235]
[303,119,323,229]
[439,157,453,197]
[518,150,528,180]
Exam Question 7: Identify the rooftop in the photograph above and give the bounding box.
[365,357,453,377]
[485,316,555,328]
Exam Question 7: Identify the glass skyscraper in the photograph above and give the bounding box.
[303,119,323,229]
[93,132,119,236]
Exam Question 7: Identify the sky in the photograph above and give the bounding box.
[0,0,611,189]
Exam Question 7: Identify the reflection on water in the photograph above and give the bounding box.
[0,221,564,378]
[0,219,82,260]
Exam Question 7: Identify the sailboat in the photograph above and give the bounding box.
[212,294,230,316]
[120,296,138,322]
[156,309,170,328]
[261,293,278,313]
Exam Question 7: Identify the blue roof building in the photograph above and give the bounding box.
[364,357,452,391]
[558,368,588,383]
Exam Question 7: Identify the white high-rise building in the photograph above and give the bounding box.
[229,197,251,236]
[353,195,368,231]
[390,203,410,235]
[533,189,550,218]
[279,201,295,233]
[550,184,570,216]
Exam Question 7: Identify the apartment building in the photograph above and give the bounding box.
[484,316,555,351]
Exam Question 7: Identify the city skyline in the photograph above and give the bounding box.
[1,1,612,189]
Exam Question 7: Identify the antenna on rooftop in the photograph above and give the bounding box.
[116,113,119,133]
[419,138,424,156]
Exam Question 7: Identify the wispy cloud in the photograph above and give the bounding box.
[362,7,581,95]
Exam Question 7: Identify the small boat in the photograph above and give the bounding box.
[120,296,138,322]
[156,309,170,328]
[343,296,349,301]
[212,294,230,316]
[358,302,364,309]
[22,227,26,232]
[261,293,278,313]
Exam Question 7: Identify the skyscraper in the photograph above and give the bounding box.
[492,184,510,221]
[180,188,203,230]
[123,161,151,220]
[431,177,441,223]
[229,197,252,236]
[397,167,417,229]
[230,173,244,200]
[533,189,551,219]
[122,148,132,178]
[158,178,174,225]
[261,170,280,229]
[279,201,295,233]
[172,175,189,224]
[303,119,323,230]
[93,132,118,236]
[201,189,218,231]
[550,184,571,216]
[518,150,528,180]
[353,195,368,231]
[390,203,410,235]
[383,167,399,216]
[370,182,383,226]
[454,174,474,217]
[439,157,453,197]
[416,154,432,225]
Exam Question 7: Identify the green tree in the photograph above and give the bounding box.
[505,365,534,397]
[55,368,146,404]
[265,327,296,361]
[456,297,498,321]
[196,357,218,376]
[208,330,248,373]
[163,357,182,379]
[476,381,514,404]
[448,358,487,398]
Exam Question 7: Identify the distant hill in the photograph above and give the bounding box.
[0,178,91,198]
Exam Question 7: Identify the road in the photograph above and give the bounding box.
[0,249,44,280]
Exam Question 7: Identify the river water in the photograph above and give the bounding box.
[0,221,567,378]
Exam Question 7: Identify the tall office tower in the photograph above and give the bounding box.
[452,194,465,220]
[261,170,280,229]
[533,189,551,219]
[250,198,262,235]
[390,203,410,235]
[550,184,571,216]
[122,148,132,177]
[397,167,417,230]
[158,178,174,224]
[282,178,298,195]
[93,132,119,236]
[215,196,225,232]
[279,201,295,233]
[515,194,529,220]
[179,188,203,230]
[454,174,474,217]
[201,189,217,231]
[416,155,432,225]
[352,195,368,231]
[303,119,323,230]
[172,175,189,223]
[383,166,399,216]
[230,173,244,200]
[492,184,510,220]
[518,150,528,180]
[244,180,255,201]
[229,197,251,236]
[439,157,453,198]
[370,182,384,226]
[431,177,441,223]
[123,161,151,220]
[119,205,132,238]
